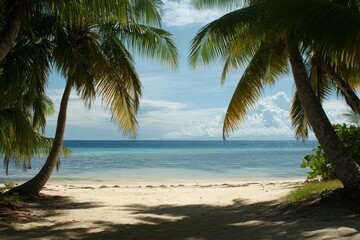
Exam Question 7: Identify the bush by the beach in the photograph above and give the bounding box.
[301,124,360,180]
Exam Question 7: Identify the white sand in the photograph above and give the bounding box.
[1,180,360,239]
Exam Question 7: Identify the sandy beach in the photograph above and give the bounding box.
[1,180,360,239]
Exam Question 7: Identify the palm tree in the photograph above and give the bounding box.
[11,1,178,196]
[189,0,360,190]
[0,12,71,174]
[0,0,149,172]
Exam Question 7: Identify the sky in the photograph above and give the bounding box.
[45,0,351,140]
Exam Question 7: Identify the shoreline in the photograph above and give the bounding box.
[2,179,359,239]
[1,176,307,185]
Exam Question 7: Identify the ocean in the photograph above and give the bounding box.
[0,140,318,183]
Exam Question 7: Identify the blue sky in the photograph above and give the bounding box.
[45,0,351,140]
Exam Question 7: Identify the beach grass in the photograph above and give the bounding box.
[0,182,24,206]
[0,192,23,205]
[282,180,343,203]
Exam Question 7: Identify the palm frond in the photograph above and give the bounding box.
[223,41,275,138]
[110,22,179,69]
[290,92,310,140]
[220,31,260,83]
[97,30,141,137]
[309,62,335,102]
[32,96,55,133]
[269,0,360,68]
[189,5,262,69]
[37,0,132,26]
[133,0,164,27]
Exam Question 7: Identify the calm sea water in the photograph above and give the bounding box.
[0,140,318,183]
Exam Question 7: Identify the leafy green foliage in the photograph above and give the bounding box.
[0,182,24,206]
[301,124,360,180]
[0,182,17,193]
[0,1,177,177]
[301,146,336,181]
[282,180,343,203]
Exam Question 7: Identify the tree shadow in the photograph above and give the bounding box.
[1,194,360,240]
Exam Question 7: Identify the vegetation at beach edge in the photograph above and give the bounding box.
[190,0,360,192]
[1,0,178,196]
[301,124,360,181]
[0,183,24,206]
[2,0,360,199]
[282,180,343,203]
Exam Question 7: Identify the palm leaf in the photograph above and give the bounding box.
[223,40,279,138]
[268,0,360,68]
[290,92,310,140]
[133,0,164,27]
[189,5,262,69]
[97,30,141,137]
[111,22,179,69]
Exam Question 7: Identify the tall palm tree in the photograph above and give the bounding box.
[0,12,71,175]
[190,0,360,189]
[11,1,178,196]
[0,0,152,172]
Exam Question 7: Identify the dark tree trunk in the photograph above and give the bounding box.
[287,43,360,189]
[0,1,25,62]
[323,64,360,114]
[11,80,73,196]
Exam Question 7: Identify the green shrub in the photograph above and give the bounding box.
[301,124,360,180]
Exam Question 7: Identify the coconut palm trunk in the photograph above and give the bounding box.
[0,1,25,62]
[11,80,72,195]
[323,65,360,114]
[287,43,360,189]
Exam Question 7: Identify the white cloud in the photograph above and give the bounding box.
[161,92,351,140]
[323,99,351,124]
[162,0,231,27]
[141,99,187,111]
[45,88,350,140]
[163,92,294,139]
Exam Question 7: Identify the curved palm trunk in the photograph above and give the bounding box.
[323,64,360,114]
[287,44,360,189]
[0,1,25,62]
[11,80,72,196]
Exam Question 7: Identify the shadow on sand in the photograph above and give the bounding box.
[1,194,360,240]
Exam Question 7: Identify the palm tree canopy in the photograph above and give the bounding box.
[190,0,360,139]
[265,0,360,69]
[189,3,290,137]
[0,0,178,175]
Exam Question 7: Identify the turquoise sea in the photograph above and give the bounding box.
[1,140,318,183]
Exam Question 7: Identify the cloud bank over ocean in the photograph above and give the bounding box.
[46,89,349,140]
